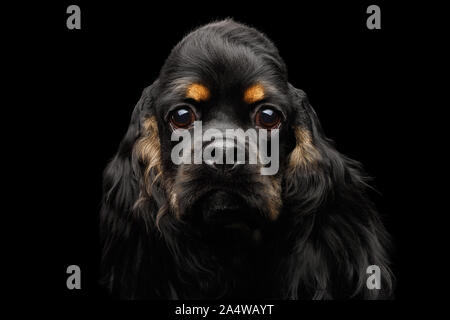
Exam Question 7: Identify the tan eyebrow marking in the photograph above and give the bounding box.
[185,83,210,102]
[243,83,265,104]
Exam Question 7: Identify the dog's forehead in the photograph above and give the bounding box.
[160,56,279,101]
[164,77,279,105]
[158,25,288,103]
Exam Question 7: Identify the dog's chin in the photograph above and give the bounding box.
[189,190,265,230]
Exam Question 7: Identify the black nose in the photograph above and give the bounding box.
[206,145,240,173]
[213,160,237,172]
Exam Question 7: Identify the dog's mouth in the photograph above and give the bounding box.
[190,190,264,229]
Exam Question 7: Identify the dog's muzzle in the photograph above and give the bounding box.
[198,190,263,228]
[203,137,244,173]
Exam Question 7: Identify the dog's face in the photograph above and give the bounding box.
[101,19,393,300]
[133,21,306,230]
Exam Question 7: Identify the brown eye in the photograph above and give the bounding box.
[255,107,281,129]
[170,107,195,128]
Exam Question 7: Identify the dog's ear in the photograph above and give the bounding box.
[99,80,170,298]
[101,81,158,222]
[281,84,394,299]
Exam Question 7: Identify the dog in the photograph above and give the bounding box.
[100,19,394,299]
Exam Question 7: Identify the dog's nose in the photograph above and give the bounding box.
[208,147,239,172]
[204,139,241,173]
[211,156,237,172]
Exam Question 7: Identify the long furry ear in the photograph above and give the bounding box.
[281,84,394,299]
[99,80,169,299]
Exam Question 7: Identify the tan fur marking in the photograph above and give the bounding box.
[289,127,321,169]
[133,117,162,197]
[169,192,177,211]
[186,83,210,101]
[166,177,179,218]
[243,83,265,104]
[266,176,282,220]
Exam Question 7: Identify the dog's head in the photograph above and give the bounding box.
[124,20,318,229]
[101,19,393,299]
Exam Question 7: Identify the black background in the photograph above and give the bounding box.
[11,0,441,315]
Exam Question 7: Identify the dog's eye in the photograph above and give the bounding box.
[170,107,196,128]
[255,107,281,129]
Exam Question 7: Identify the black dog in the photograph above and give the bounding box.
[100,19,393,299]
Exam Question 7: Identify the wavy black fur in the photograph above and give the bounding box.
[100,19,394,299]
